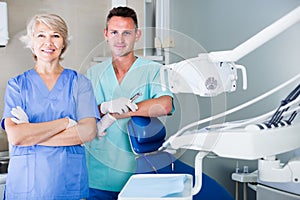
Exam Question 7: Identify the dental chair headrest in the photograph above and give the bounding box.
[127,116,166,154]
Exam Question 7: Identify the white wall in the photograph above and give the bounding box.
[165,0,300,199]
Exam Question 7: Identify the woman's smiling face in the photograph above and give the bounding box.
[32,22,64,63]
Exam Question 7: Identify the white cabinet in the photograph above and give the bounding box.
[0,2,9,47]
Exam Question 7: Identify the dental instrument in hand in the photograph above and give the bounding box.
[130,92,142,102]
[101,95,140,114]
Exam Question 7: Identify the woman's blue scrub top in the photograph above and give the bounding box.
[85,57,174,192]
[2,69,99,200]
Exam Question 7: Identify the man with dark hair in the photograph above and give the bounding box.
[85,6,174,200]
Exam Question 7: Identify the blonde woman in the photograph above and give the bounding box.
[2,14,99,200]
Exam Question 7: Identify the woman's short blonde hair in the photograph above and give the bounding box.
[20,13,70,60]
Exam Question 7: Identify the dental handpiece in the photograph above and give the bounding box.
[130,92,142,102]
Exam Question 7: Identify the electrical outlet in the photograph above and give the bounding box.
[162,36,175,48]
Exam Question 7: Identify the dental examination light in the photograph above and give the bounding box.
[160,54,247,97]
[159,5,300,197]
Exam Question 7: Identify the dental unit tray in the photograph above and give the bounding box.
[169,83,300,160]
[168,122,300,160]
[118,174,193,200]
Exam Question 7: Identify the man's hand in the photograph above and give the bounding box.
[100,97,138,114]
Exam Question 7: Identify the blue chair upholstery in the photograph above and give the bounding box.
[127,116,233,200]
[127,116,166,154]
[135,151,175,174]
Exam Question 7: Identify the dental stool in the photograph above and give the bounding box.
[127,116,233,200]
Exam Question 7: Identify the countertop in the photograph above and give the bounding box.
[0,151,9,184]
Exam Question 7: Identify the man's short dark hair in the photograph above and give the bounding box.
[106,6,138,29]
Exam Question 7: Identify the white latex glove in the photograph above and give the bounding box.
[97,113,116,138]
[66,118,77,129]
[100,97,138,115]
[10,106,29,124]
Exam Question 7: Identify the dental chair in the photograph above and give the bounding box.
[127,116,233,200]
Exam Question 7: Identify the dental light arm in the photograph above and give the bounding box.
[208,5,300,63]
[161,5,300,97]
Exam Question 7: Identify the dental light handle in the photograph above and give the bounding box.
[231,63,247,90]
[209,5,300,62]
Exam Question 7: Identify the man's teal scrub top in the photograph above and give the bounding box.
[85,57,174,192]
